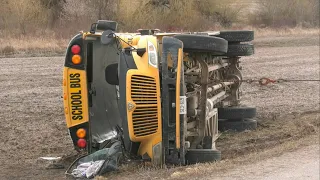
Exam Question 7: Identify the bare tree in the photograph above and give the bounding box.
[84,0,118,20]
[40,0,66,28]
[0,0,10,30]
[9,0,42,34]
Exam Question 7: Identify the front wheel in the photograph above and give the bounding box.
[225,44,254,57]
[218,106,257,120]
[218,119,258,132]
[185,149,221,164]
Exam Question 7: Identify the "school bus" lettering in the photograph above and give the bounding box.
[69,73,83,120]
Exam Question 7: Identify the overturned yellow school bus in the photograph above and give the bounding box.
[62,20,256,166]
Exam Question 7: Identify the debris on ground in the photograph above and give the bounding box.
[66,141,123,179]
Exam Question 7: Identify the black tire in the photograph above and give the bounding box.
[173,34,228,54]
[214,30,254,42]
[225,44,254,57]
[185,149,221,164]
[218,106,256,119]
[218,119,257,132]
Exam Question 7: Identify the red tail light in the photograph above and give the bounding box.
[71,45,81,54]
[77,139,87,148]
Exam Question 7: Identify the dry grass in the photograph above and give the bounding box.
[166,136,318,180]
[96,112,319,180]
[217,112,319,159]
[0,35,68,57]
[97,137,319,180]
[252,27,319,37]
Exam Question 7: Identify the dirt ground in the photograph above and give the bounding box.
[210,144,319,180]
[0,35,319,179]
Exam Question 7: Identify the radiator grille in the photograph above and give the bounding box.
[131,75,158,137]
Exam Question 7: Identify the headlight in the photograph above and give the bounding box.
[148,41,158,68]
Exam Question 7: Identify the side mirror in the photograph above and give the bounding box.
[97,20,117,31]
[101,30,115,45]
[105,63,119,85]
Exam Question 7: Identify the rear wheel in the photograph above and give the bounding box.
[214,30,254,42]
[173,34,228,54]
[185,149,221,164]
[218,119,257,132]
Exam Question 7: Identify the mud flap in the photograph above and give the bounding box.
[161,37,186,165]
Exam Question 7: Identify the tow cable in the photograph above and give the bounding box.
[242,78,320,86]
